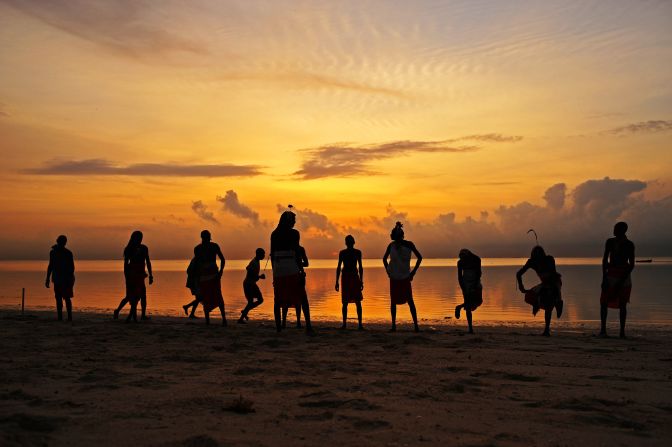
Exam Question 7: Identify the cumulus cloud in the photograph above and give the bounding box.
[191,200,218,224]
[2,0,207,59]
[275,204,339,238]
[24,159,263,177]
[606,120,672,135]
[543,183,566,210]
[294,140,479,179]
[218,190,260,224]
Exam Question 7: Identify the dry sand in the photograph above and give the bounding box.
[1,310,671,447]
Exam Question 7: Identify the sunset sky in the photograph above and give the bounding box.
[1,0,671,259]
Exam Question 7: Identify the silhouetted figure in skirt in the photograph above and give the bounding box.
[517,246,563,336]
[600,222,635,338]
[455,249,482,333]
[335,235,364,330]
[45,235,75,321]
[382,222,422,332]
[193,230,226,326]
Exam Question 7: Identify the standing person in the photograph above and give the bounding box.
[455,249,482,334]
[600,222,635,338]
[238,248,266,323]
[516,245,563,336]
[335,235,364,330]
[194,230,226,326]
[282,245,307,329]
[115,231,153,323]
[114,231,153,321]
[45,235,75,321]
[270,210,314,334]
[382,222,422,332]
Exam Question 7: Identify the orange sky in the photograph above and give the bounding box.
[1,0,671,259]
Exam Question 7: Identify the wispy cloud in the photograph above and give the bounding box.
[455,134,523,143]
[191,201,218,224]
[217,190,260,224]
[294,140,479,180]
[606,120,672,135]
[2,0,207,59]
[24,159,262,177]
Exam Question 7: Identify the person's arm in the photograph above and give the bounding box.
[627,242,635,274]
[457,262,464,290]
[335,253,342,292]
[357,251,364,290]
[145,247,153,284]
[382,244,391,276]
[409,242,422,281]
[516,262,530,293]
[217,245,225,276]
[45,251,53,288]
[602,240,611,274]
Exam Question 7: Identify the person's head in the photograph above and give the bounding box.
[255,248,265,260]
[390,221,404,242]
[201,230,211,242]
[56,235,67,247]
[458,248,472,260]
[614,221,628,238]
[129,230,143,246]
[530,245,546,260]
[278,211,296,229]
[345,235,355,248]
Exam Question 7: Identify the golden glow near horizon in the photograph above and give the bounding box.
[1,1,671,259]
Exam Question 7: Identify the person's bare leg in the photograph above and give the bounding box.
[466,309,473,333]
[301,297,313,334]
[219,304,227,326]
[64,297,73,321]
[599,303,608,336]
[455,304,463,319]
[55,297,63,321]
[126,301,138,323]
[204,310,210,325]
[390,304,397,332]
[619,305,627,338]
[408,299,419,332]
[341,303,347,329]
[114,297,128,320]
[274,303,282,332]
[140,295,150,320]
[542,308,551,336]
[356,302,363,330]
[296,304,302,328]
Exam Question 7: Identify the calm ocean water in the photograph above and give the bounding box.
[1,258,671,323]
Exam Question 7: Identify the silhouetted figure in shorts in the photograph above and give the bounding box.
[45,235,75,321]
[335,235,364,330]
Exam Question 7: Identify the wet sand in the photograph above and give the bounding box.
[1,310,671,446]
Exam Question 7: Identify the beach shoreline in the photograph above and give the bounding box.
[2,310,671,446]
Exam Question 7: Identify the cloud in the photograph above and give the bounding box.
[24,159,263,177]
[454,134,523,143]
[217,190,260,224]
[2,0,207,59]
[275,204,339,239]
[191,200,218,224]
[543,183,566,210]
[294,140,479,179]
[606,120,672,135]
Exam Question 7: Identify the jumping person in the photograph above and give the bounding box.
[282,244,307,329]
[600,222,635,338]
[45,235,75,321]
[239,248,266,323]
[270,209,313,335]
[382,222,422,332]
[335,235,364,330]
[516,245,563,336]
[114,231,153,322]
[455,249,482,334]
[194,230,226,326]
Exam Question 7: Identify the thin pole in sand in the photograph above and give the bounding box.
[21,288,25,315]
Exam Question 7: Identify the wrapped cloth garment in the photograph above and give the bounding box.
[341,271,363,304]
[460,269,482,311]
[600,265,632,309]
[390,278,413,305]
[199,263,224,313]
[125,262,147,304]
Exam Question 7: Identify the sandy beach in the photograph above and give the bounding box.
[1,310,671,447]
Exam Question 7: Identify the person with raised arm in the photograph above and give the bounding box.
[382,222,422,332]
[45,235,75,321]
[599,222,635,338]
[455,249,483,334]
[335,235,364,330]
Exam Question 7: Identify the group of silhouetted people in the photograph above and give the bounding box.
[45,210,636,338]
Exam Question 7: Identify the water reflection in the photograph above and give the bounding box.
[1,260,670,322]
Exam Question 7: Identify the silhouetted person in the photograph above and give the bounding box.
[517,245,563,336]
[271,210,313,335]
[238,248,266,323]
[114,231,153,322]
[183,257,201,318]
[383,222,422,332]
[455,249,482,334]
[194,230,226,326]
[45,235,75,321]
[282,245,307,329]
[335,235,364,330]
[600,222,635,338]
